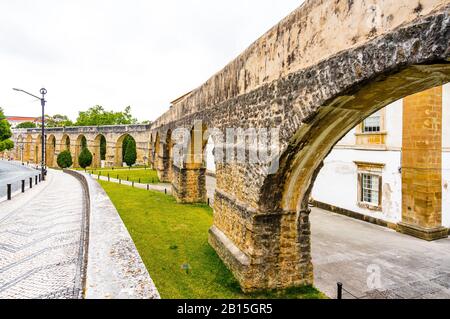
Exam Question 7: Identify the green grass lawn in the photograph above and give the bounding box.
[99,180,326,299]
[86,168,160,184]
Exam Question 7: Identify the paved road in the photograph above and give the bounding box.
[311,207,450,299]
[0,170,86,299]
[0,161,40,200]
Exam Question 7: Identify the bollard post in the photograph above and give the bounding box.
[39,174,41,182]
[147,184,149,191]
[139,178,141,184]
[22,180,25,193]
[35,176,38,185]
[119,179,121,185]
[108,174,110,182]
[132,181,134,188]
[165,188,167,195]
[207,198,210,206]
[7,184,12,200]
[337,282,343,300]
[30,177,33,189]
[117,174,119,180]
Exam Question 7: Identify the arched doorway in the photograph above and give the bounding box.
[46,135,56,167]
[34,135,42,165]
[24,134,33,163]
[74,135,87,168]
[93,134,107,168]
[115,134,136,167]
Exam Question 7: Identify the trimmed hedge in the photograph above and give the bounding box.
[78,147,93,169]
[57,150,73,169]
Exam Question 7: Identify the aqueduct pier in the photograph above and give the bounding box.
[6,0,450,292]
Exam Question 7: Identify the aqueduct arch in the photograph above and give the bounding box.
[6,0,450,293]
[149,1,450,291]
[46,135,56,167]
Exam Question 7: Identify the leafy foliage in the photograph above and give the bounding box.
[124,136,137,167]
[45,114,73,128]
[57,150,73,169]
[16,121,37,129]
[75,105,137,126]
[78,147,93,169]
[0,107,14,151]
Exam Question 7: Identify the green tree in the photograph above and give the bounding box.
[78,147,93,169]
[124,137,137,167]
[57,150,73,169]
[100,135,107,160]
[45,114,73,128]
[16,121,37,129]
[0,108,14,151]
[75,105,137,126]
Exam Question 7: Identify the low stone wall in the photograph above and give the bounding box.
[64,169,160,299]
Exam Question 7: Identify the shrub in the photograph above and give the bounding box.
[124,138,137,167]
[57,150,73,169]
[0,139,14,152]
[78,147,93,169]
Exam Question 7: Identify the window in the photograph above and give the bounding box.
[361,174,380,205]
[362,115,381,133]
[355,162,384,210]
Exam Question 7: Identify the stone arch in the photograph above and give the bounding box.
[115,133,136,167]
[15,135,23,161]
[24,134,33,163]
[223,57,450,293]
[74,134,87,168]
[61,134,71,152]
[92,134,107,168]
[171,122,210,203]
[34,134,42,165]
[202,5,450,292]
[46,134,57,167]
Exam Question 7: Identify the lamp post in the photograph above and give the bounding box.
[13,88,47,181]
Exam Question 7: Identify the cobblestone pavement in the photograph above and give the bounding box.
[311,207,450,299]
[0,170,86,299]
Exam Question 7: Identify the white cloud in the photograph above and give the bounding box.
[0,0,303,122]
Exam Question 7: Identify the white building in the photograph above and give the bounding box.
[312,84,450,229]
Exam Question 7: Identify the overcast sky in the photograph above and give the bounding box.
[0,0,303,122]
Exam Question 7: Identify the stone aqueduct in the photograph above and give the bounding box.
[6,0,450,292]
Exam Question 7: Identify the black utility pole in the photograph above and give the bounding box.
[13,88,48,181]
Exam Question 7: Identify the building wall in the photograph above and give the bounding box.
[313,84,450,229]
[443,83,450,227]
[312,148,402,223]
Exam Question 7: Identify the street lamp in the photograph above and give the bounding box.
[12,88,47,181]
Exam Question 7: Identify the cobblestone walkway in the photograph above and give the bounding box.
[0,170,86,299]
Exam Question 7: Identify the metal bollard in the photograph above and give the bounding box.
[7,184,12,200]
[207,198,210,206]
[337,282,343,300]
[30,177,33,189]
[108,174,110,182]
[119,179,121,185]
[132,181,134,188]
[35,176,38,185]
[147,184,149,191]
[165,188,167,195]
[22,180,25,193]
[39,174,41,182]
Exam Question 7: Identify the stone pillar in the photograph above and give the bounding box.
[172,165,207,203]
[208,164,313,292]
[156,140,172,183]
[398,86,448,241]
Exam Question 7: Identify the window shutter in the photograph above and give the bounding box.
[357,173,362,203]
[378,175,383,207]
